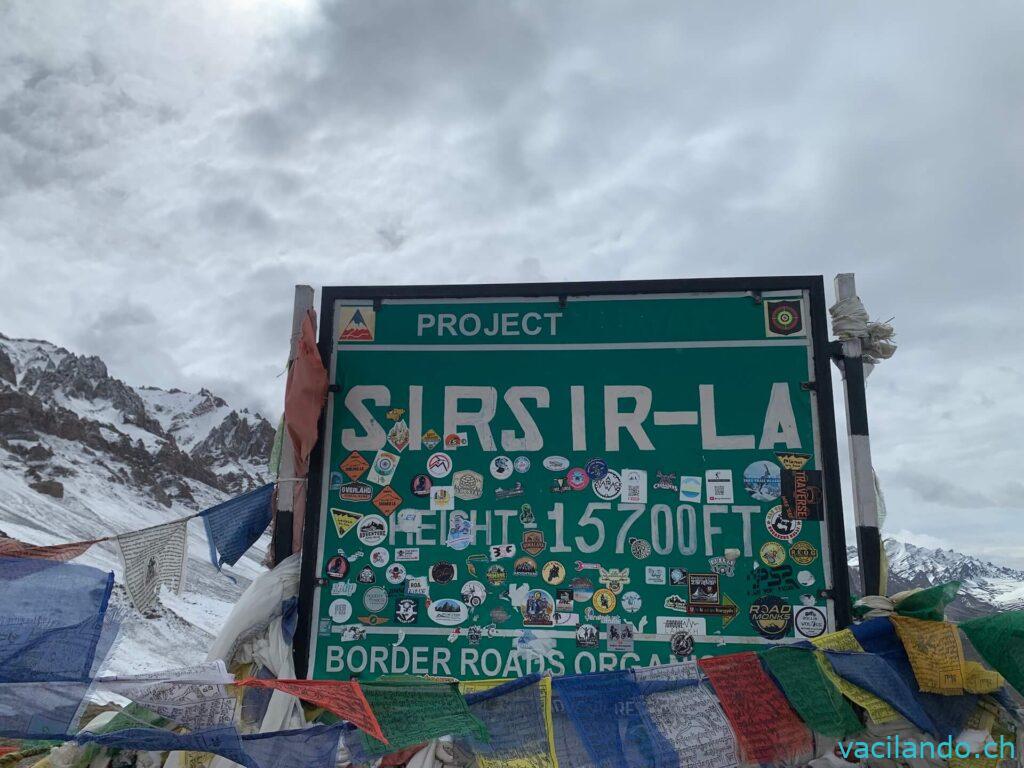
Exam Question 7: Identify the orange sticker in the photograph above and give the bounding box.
[373,486,403,516]
[340,451,370,481]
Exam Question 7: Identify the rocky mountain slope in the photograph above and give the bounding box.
[849,539,1024,619]
[0,333,276,674]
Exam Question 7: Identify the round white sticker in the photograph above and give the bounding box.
[427,452,452,478]
[370,547,390,567]
[795,606,827,638]
[329,599,352,623]
[357,514,388,546]
[592,470,622,500]
[621,591,642,613]
[363,587,388,612]
[490,455,514,479]
[385,563,407,584]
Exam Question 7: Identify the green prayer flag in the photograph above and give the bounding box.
[358,680,487,757]
[761,646,864,738]
[896,581,961,621]
[961,612,1024,696]
[269,414,285,476]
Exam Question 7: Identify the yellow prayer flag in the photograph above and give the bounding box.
[948,704,999,768]
[963,661,1004,694]
[890,615,966,695]
[459,677,510,695]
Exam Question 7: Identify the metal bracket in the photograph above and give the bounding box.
[373,297,383,312]
[327,384,341,394]
[315,577,328,587]
[800,381,817,391]
[558,295,568,309]
[818,588,836,600]
[749,290,763,305]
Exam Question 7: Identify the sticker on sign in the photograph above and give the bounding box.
[655,616,707,636]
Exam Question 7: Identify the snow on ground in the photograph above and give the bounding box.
[0,440,266,675]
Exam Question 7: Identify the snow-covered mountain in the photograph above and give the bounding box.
[0,333,276,674]
[848,539,1024,619]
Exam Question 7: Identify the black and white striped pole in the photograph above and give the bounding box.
[832,273,882,598]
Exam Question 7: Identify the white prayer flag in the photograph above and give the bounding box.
[97,661,236,729]
[117,519,188,613]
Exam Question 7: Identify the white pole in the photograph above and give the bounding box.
[833,273,882,596]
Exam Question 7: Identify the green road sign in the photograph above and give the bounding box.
[298,278,849,681]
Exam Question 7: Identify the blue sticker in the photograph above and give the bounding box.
[446,511,472,551]
[584,458,609,480]
[743,460,781,502]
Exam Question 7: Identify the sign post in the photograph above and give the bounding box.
[295,278,850,680]
[832,273,882,597]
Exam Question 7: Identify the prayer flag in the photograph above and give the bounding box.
[699,652,812,765]
[0,681,91,739]
[890,615,966,695]
[345,678,485,760]
[97,662,237,729]
[550,685,598,768]
[963,661,1004,694]
[760,646,863,738]
[0,537,100,561]
[961,611,1024,697]
[812,629,900,724]
[852,617,977,738]
[0,556,114,682]
[241,723,346,768]
[634,662,738,768]
[77,725,253,768]
[824,650,937,735]
[238,678,384,742]
[117,520,188,613]
[553,670,677,768]
[461,674,557,768]
[895,581,961,622]
[201,484,273,569]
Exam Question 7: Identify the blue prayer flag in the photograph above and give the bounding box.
[201,484,273,569]
[825,650,937,735]
[553,670,677,768]
[0,681,92,739]
[550,685,598,768]
[852,617,977,738]
[0,557,114,682]
[241,723,346,768]
[77,725,253,767]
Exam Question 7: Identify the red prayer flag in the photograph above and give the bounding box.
[284,310,328,477]
[238,678,386,743]
[283,309,328,555]
[0,537,100,561]
[700,651,812,764]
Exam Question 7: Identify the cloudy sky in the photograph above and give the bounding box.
[1,1,1021,564]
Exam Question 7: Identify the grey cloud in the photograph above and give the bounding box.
[2,0,1023,561]
[198,197,277,235]
[71,301,184,389]
[893,467,1022,510]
